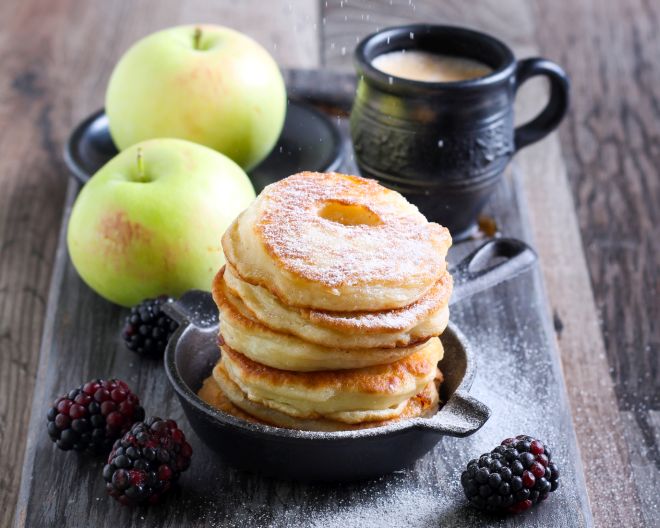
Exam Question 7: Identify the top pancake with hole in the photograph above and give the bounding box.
[222,172,451,311]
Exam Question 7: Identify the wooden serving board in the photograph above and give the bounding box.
[15,70,592,528]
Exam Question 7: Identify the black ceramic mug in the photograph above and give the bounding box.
[351,24,570,238]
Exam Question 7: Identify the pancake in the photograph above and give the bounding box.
[222,172,451,312]
[218,337,443,422]
[198,374,263,424]
[214,267,436,371]
[202,364,441,432]
[223,263,452,349]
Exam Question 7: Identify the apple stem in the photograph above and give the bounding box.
[193,27,202,50]
[136,147,145,181]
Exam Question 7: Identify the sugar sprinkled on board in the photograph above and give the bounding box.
[160,273,593,527]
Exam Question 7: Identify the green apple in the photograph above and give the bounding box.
[67,138,255,306]
[106,24,286,171]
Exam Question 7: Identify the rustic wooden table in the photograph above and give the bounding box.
[0,1,657,527]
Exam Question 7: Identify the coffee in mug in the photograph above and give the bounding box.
[372,50,492,83]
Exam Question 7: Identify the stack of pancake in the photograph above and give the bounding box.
[199,172,453,431]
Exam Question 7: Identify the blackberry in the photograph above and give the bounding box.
[461,435,559,514]
[103,417,192,506]
[47,379,145,453]
[122,296,178,358]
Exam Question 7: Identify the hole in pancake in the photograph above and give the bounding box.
[318,201,383,226]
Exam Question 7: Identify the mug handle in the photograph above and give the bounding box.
[514,58,570,151]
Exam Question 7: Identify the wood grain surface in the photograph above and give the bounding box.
[0,2,319,527]
[320,1,658,525]
[1,0,657,526]
[15,88,592,527]
[532,2,659,416]
[531,5,659,523]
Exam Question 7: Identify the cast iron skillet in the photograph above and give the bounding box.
[164,238,536,482]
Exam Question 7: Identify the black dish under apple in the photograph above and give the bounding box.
[64,100,343,191]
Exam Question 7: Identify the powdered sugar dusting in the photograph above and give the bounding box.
[307,272,452,331]
[164,263,592,527]
[256,172,451,287]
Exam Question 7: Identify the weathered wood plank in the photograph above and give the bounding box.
[532,1,660,522]
[15,74,592,527]
[321,0,650,525]
[531,1,660,409]
[321,0,536,71]
[620,411,660,526]
[0,1,320,526]
[513,130,645,525]
[0,2,76,525]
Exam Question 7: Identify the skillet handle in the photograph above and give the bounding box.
[162,290,218,328]
[450,238,537,305]
[416,390,491,437]
[438,391,491,437]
